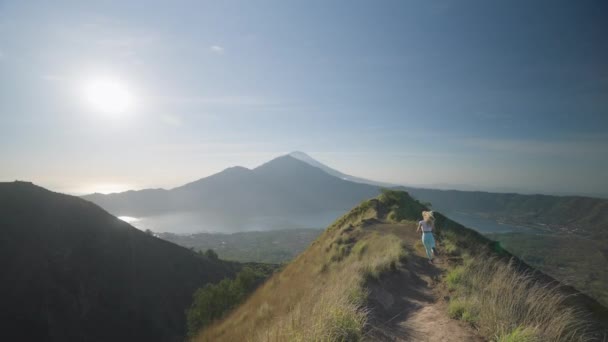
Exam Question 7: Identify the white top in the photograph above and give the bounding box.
[419,220,433,232]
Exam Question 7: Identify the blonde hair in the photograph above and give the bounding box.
[422,211,435,223]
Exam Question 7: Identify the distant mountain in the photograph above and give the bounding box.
[288,151,396,187]
[83,153,608,237]
[0,182,239,342]
[83,155,381,231]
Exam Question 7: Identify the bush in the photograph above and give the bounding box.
[446,266,465,290]
[496,326,539,342]
[460,309,478,324]
[186,267,270,336]
[378,189,426,221]
[204,248,219,260]
[447,298,477,323]
[326,306,365,341]
[443,239,459,255]
[352,241,368,257]
[447,299,467,319]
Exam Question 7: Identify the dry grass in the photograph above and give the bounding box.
[445,254,590,341]
[194,213,407,342]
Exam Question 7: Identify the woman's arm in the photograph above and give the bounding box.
[416,222,421,232]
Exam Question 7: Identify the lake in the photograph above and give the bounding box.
[120,209,542,235]
[442,211,541,235]
[120,209,347,234]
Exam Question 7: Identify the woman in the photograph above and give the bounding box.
[417,211,436,263]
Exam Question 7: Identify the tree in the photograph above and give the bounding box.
[204,249,219,260]
[185,267,268,336]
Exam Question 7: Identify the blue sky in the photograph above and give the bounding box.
[1,0,607,196]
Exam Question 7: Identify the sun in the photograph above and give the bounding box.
[83,77,133,114]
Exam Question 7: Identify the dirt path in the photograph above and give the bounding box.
[364,223,483,342]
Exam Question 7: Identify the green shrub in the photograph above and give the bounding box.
[378,189,426,221]
[443,239,459,255]
[330,243,352,262]
[496,326,539,342]
[186,267,271,336]
[352,241,368,257]
[446,266,465,290]
[204,248,219,260]
[460,309,478,324]
[387,210,398,222]
[447,298,477,324]
[347,286,367,306]
[447,299,467,319]
[326,307,365,341]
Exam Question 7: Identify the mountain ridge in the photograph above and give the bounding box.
[288,151,397,187]
[82,155,382,222]
[195,190,608,341]
[81,152,608,239]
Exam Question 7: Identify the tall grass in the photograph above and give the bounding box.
[255,262,367,341]
[446,254,590,341]
[195,222,407,341]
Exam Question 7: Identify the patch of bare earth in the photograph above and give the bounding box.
[364,223,484,342]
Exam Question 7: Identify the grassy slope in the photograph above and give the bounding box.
[487,232,608,308]
[195,191,418,341]
[436,217,608,340]
[195,190,608,341]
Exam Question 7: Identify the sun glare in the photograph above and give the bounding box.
[83,78,133,114]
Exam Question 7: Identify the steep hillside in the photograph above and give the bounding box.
[82,155,381,230]
[195,190,608,341]
[0,182,240,342]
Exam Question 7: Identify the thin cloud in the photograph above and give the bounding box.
[159,114,182,127]
[157,95,281,107]
[41,74,65,81]
[460,137,608,157]
[209,45,225,54]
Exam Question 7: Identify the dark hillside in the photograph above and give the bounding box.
[0,182,239,342]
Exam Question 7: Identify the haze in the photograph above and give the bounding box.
[1,1,607,196]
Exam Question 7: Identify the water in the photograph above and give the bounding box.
[121,209,541,235]
[118,216,140,224]
[442,211,540,235]
[119,210,347,234]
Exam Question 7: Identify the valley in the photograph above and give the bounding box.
[4,2,607,340]
[82,152,608,311]
[159,228,322,264]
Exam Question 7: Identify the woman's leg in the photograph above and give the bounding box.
[429,234,436,255]
[422,234,433,260]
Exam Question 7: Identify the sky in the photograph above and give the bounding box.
[1,0,607,196]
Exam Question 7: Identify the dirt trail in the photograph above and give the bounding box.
[364,223,484,342]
